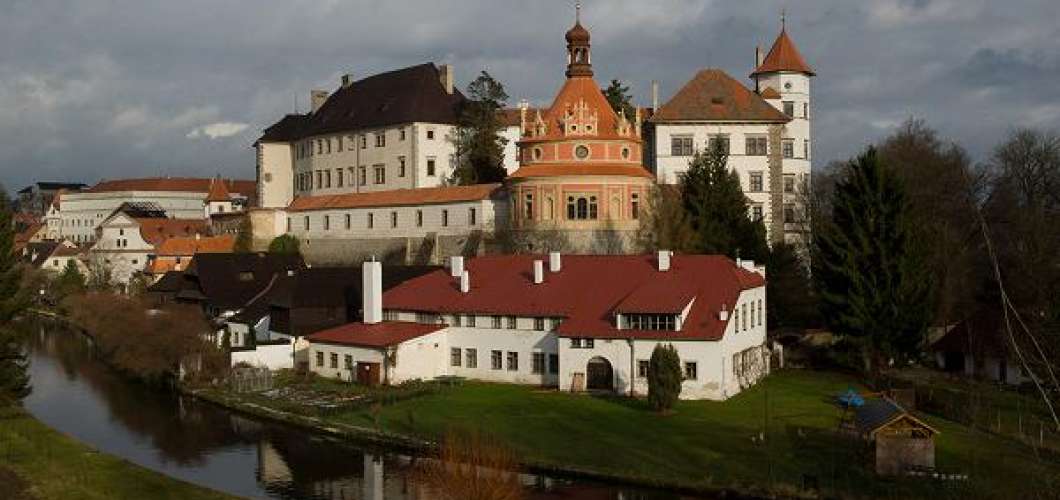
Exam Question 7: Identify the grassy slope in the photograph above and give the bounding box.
[0,407,237,500]
[326,370,1060,498]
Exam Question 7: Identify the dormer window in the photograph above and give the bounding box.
[624,313,678,331]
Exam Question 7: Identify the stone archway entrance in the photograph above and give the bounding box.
[586,356,614,391]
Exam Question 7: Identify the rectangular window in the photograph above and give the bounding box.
[466,315,476,327]
[426,129,435,140]
[360,135,367,149]
[375,132,385,147]
[784,174,795,193]
[782,139,794,159]
[323,215,330,230]
[374,165,386,184]
[367,213,374,229]
[638,360,650,378]
[532,353,545,374]
[325,169,332,188]
[441,209,448,227]
[336,168,344,187]
[631,193,640,219]
[466,348,477,369]
[803,102,809,119]
[506,316,516,329]
[670,136,693,156]
[399,128,407,141]
[524,193,534,219]
[468,207,477,226]
[317,139,323,155]
[390,211,397,228]
[316,351,324,367]
[534,318,544,331]
[453,314,462,327]
[549,354,559,374]
[550,318,561,330]
[330,352,338,369]
[491,350,502,370]
[742,303,748,331]
[803,140,809,159]
[571,338,581,348]
[491,316,501,328]
[746,137,767,156]
[359,166,367,186]
[416,210,423,227]
[708,135,730,154]
[303,216,310,230]
[751,204,764,221]
[344,354,353,369]
[750,172,764,192]
[315,170,322,189]
[585,338,594,348]
[783,101,795,117]
[784,203,796,223]
[345,214,351,229]
[398,156,407,177]
[451,347,462,367]
[507,352,518,371]
[427,158,436,176]
[337,136,344,152]
[684,362,698,380]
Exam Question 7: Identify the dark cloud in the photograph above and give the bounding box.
[2,0,1059,194]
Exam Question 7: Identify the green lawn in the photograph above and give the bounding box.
[317,369,1060,498]
[0,407,237,500]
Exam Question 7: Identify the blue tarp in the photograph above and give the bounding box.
[837,388,865,408]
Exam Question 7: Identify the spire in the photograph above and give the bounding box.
[205,176,231,202]
[750,21,815,77]
[781,7,786,32]
[565,3,592,78]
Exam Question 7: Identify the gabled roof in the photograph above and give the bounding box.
[178,253,306,311]
[751,29,815,77]
[855,398,938,438]
[134,219,209,246]
[148,271,184,294]
[85,177,256,197]
[533,76,629,141]
[257,63,466,142]
[205,177,232,202]
[651,69,791,123]
[931,309,1007,356]
[287,183,503,212]
[308,321,444,348]
[155,234,235,256]
[382,254,765,341]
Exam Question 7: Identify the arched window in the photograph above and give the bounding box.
[577,198,588,219]
[567,196,576,219]
[567,195,599,220]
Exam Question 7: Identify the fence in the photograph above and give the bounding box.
[230,367,273,393]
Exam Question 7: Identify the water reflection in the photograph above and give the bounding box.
[22,321,705,500]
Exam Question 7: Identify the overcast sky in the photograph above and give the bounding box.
[2,0,1058,193]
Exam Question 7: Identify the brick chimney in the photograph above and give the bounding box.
[438,64,454,95]
[310,90,329,113]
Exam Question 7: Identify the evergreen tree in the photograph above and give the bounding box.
[647,344,682,412]
[636,184,698,253]
[0,188,30,404]
[267,234,301,255]
[812,147,933,372]
[603,79,635,118]
[766,242,818,330]
[450,71,509,185]
[681,142,769,261]
[56,259,86,296]
[233,217,253,253]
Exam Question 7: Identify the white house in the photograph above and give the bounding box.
[307,253,769,400]
[90,209,208,284]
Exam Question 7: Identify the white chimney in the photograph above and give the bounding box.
[533,260,544,284]
[450,255,464,278]
[362,260,382,324]
[755,46,763,68]
[657,250,671,272]
[651,80,659,111]
[460,270,470,293]
[310,89,329,113]
[549,251,561,273]
[438,64,454,95]
[719,304,730,322]
[341,73,355,88]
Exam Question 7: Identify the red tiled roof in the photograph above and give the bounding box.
[382,254,765,341]
[759,87,781,99]
[155,234,235,256]
[537,77,629,141]
[205,177,233,202]
[508,163,653,179]
[308,321,444,348]
[287,184,502,212]
[651,69,790,123]
[87,177,255,197]
[134,218,209,246]
[15,222,43,244]
[751,29,815,77]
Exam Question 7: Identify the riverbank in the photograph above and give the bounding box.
[0,406,238,500]
[189,369,1060,499]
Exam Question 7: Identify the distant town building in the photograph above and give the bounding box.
[16,182,86,217]
[306,253,770,400]
[89,205,210,284]
[146,234,235,277]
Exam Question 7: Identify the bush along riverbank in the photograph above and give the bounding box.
[0,406,237,500]
[185,368,1060,499]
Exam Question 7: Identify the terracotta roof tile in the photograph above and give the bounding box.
[651,69,790,123]
[536,77,630,141]
[155,234,235,256]
[751,29,815,76]
[287,184,502,212]
[87,177,255,197]
[382,254,765,341]
[508,163,653,179]
[759,87,781,99]
[205,177,233,202]
[134,218,209,246]
[307,321,444,348]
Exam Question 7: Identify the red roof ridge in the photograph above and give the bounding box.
[307,321,444,348]
[751,28,815,76]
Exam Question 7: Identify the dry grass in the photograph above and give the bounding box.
[414,430,524,500]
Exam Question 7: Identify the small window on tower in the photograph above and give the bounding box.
[575,145,589,159]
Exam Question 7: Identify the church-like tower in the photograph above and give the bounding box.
[506,7,654,252]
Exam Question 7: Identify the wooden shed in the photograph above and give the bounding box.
[855,398,939,476]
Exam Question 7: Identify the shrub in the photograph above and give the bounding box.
[648,344,682,412]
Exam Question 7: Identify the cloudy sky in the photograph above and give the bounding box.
[2,0,1058,193]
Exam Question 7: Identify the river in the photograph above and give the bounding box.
[22,323,707,500]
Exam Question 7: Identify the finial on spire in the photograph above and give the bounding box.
[781,7,786,31]
[576,1,581,24]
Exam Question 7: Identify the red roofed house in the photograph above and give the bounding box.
[648,19,814,245]
[89,205,209,285]
[307,253,769,399]
[146,234,236,278]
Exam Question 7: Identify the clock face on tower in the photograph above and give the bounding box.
[575,145,590,159]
